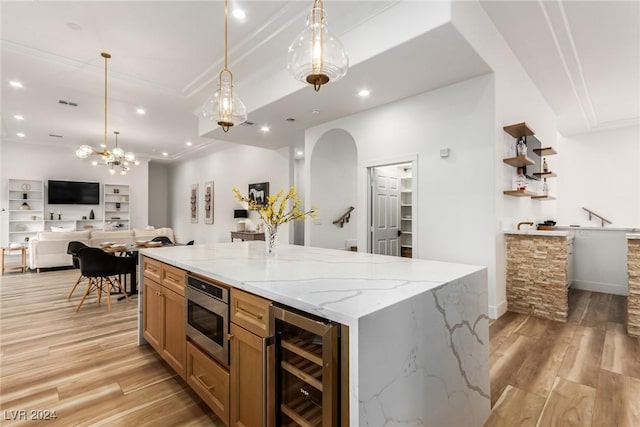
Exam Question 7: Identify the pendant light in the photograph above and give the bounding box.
[287,0,349,91]
[201,0,247,132]
[76,52,137,174]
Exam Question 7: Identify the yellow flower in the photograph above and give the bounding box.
[232,186,316,226]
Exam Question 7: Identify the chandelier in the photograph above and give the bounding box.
[201,0,247,132]
[287,0,349,91]
[76,52,137,175]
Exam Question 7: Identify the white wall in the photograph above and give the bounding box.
[452,1,559,317]
[1,141,149,231]
[168,143,290,245]
[309,129,358,249]
[305,73,495,293]
[557,125,640,227]
[148,162,170,228]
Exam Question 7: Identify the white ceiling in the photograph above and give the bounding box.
[2,1,638,164]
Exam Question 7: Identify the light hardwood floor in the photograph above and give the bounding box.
[485,289,640,427]
[2,269,638,426]
[0,269,224,426]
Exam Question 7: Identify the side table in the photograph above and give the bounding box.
[1,246,27,274]
[230,231,265,242]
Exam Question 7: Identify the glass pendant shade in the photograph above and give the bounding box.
[76,145,93,159]
[124,152,135,162]
[112,146,124,157]
[287,7,348,91]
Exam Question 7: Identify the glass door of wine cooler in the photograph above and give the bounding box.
[271,305,340,426]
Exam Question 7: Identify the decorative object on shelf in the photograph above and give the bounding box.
[82,216,87,220]
[516,137,527,156]
[19,202,30,210]
[114,188,119,194]
[58,212,61,220]
[200,0,246,132]
[233,186,317,257]
[50,211,54,220]
[542,157,548,173]
[234,209,249,231]
[90,209,95,220]
[115,202,121,211]
[74,53,138,175]
[287,0,348,91]
[204,181,214,224]
[30,215,36,221]
[247,182,269,208]
[515,168,527,192]
[190,184,198,223]
[21,183,31,191]
[23,192,28,200]
[542,178,549,196]
[24,237,29,243]
[15,224,26,232]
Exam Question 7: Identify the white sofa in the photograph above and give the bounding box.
[28,227,175,271]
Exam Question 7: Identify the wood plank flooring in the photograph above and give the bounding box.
[2,269,638,426]
[485,289,639,427]
[0,269,224,426]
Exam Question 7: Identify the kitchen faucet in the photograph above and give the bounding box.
[517,221,534,230]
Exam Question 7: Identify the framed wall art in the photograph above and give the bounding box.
[248,182,269,208]
[190,184,198,223]
[204,181,214,224]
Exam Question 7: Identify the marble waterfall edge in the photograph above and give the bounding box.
[357,269,490,426]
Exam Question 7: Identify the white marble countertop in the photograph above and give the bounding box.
[627,233,640,240]
[140,242,485,326]
[504,229,570,237]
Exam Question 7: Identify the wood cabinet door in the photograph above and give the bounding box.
[230,323,264,427]
[162,287,186,379]
[142,278,163,353]
[186,341,230,426]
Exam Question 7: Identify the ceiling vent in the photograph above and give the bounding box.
[58,100,78,107]
[285,118,296,122]
[241,121,255,126]
[48,134,63,138]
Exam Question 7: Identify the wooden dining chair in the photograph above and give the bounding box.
[75,247,133,312]
[150,235,173,245]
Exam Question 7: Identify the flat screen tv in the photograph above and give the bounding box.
[48,180,100,205]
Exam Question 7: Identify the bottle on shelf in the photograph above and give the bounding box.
[542,178,549,196]
[516,137,527,157]
[516,168,527,192]
[542,157,548,172]
[90,209,95,220]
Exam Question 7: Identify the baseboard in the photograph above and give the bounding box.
[571,280,628,296]
[488,300,508,319]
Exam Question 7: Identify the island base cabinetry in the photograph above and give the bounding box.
[187,341,230,424]
[230,289,274,427]
[142,257,186,379]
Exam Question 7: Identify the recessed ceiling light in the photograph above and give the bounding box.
[16,132,25,138]
[13,115,24,120]
[136,108,146,115]
[358,89,371,97]
[162,152,168,156]
[296,151,303,156]
[100,144,107,148]
[134,160,141,166]
[311,109,320,115]
[232,9,246,20]
[260,126,270,132]
[9,81,23,88]
[66,22,81,30]
[186,141,193,146]
[91,161,98,166]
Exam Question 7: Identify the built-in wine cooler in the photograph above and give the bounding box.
[270,305,340,426]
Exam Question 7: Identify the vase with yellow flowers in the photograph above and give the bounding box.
[233,186,317,256]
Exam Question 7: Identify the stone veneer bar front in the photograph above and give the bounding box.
[505,230,572,322]
[627,234,640,338]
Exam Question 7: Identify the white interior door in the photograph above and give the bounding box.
[372,166,400,256]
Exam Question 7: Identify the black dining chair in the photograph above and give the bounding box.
[67,241,89,300]
[186,240,194,246]
[74,247,133,312]
[151,235,173,245]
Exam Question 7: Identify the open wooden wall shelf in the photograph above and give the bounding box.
[533,171,557,178]
[531,195,556,200]
[533,147,557,156]
[503,190,537,197]
[503,156,534,167]
[503,122,534,139]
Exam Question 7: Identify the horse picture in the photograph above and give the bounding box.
[248,182,269,207]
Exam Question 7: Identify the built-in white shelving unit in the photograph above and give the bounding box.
[103,184,130,230]
[7,179,45,246]
[400,169,413,258]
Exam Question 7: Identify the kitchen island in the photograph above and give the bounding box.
[138,242,490,426]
